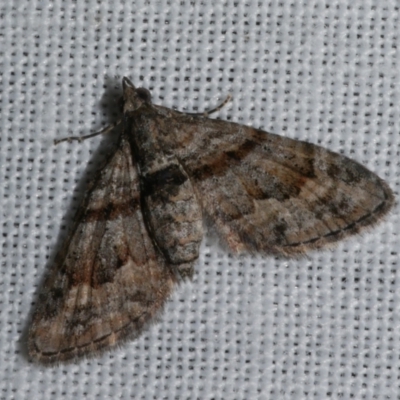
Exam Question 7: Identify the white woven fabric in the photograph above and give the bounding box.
[0,1,399,399]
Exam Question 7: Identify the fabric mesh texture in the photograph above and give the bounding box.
[0,1,399,399]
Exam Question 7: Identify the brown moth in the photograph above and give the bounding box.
[29,77,394,363]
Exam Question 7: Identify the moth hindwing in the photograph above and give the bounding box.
[28,77,394,363]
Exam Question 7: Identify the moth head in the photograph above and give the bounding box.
[122,77,152,113]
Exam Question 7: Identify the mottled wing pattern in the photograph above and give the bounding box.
[172,116,394,256]
[29,135,177,364]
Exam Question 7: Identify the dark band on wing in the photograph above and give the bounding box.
[82,198,141,223]
[141,164,188,197]
[191,139,258,180]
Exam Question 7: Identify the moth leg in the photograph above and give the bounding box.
[186,95,232,117]
[54,118,123,145]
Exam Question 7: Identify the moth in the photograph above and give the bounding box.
[29,77,394,364]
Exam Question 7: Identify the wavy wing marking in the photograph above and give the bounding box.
[29,135,177,364]
[173,117,394,256]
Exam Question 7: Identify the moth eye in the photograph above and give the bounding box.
[136,88,152,103]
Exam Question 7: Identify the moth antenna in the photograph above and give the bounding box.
[186,94,232,117]
[54,118,123,145]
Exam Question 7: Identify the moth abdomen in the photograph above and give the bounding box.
[142,162,203,271]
